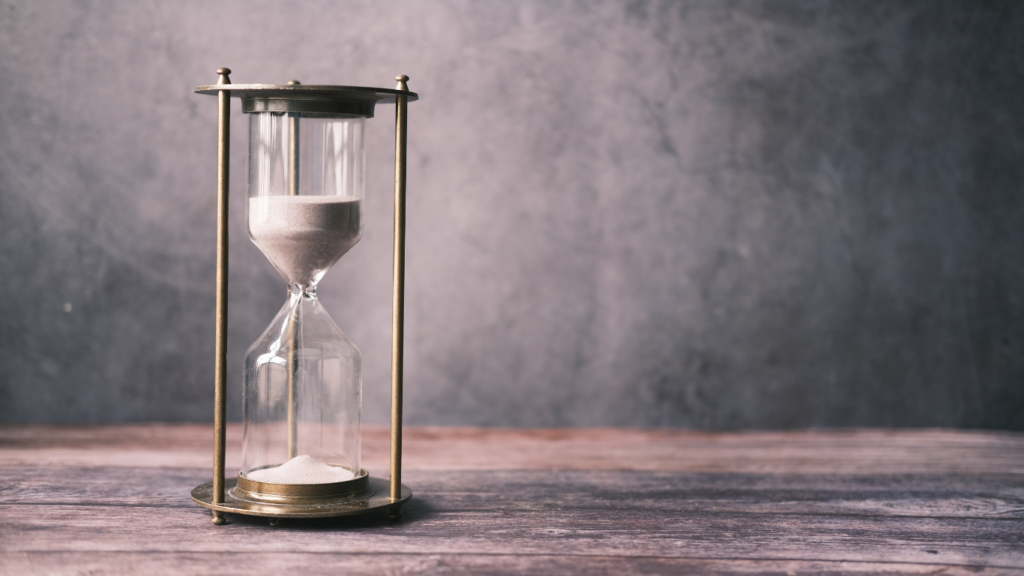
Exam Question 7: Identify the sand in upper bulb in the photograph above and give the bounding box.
[249,195,362,287]
[246,455,356,484]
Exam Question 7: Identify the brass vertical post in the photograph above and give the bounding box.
[287,305,298,460]
[286,81,301,460]
[212,67,231,526]
[390,75,409,507]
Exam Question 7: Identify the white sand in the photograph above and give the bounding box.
[246,455,355,484]
[249,195,361,287]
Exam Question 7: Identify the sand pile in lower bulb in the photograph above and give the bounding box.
[246,455,355,484]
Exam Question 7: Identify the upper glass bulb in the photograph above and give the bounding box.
[247,112,366,289]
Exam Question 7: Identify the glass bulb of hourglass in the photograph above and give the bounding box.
[240,112,366,487]
[248,194,361,290]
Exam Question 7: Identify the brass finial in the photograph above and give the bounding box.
[395,75,409,91]
[216,67,232,85]
[287,80,301,85]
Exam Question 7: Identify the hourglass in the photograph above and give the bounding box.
[190,69,417,523]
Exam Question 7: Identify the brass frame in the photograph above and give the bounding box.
[211,68,230,526]
[286,81,301,461]
[191,477,411,519]
[390,75,409,502]
[235,467,370,503]
[192,69,419,525]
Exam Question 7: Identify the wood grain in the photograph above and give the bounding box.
[4,553,1020,576]
[3,425,1023,473]
[4,467,1024,520]
[1,426,1023,574]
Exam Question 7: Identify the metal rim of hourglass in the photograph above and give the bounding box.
[193,83,419,116]
[191,476,412,519]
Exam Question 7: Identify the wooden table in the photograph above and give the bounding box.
[2,426,1023,574]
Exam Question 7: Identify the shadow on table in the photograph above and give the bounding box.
[217,497,436,530]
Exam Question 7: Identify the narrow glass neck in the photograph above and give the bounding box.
[289,284,318,300]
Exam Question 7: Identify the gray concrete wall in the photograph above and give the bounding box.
[1,1,1022,428]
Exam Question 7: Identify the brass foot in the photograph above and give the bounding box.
[211,511,226,525]
[388,504,403,520]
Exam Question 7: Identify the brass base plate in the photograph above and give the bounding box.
[192,477,411,519]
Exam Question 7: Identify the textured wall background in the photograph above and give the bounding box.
[1,1,1022,428]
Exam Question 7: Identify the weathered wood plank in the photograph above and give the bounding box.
[2,425,1022,474]
[3,426,1023,573]
[3,467,1023,520]
[2,503,1023,567]
[3,552,1021,576]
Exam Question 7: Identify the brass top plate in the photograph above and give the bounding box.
[194,84,419,117]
